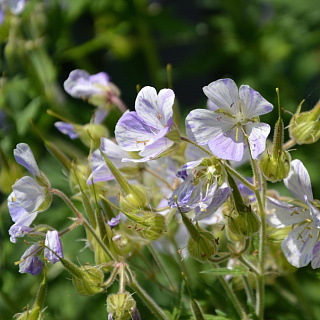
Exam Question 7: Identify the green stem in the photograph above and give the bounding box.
[242,275,255,307]
[144,167,175,191]
[147,243,178,293]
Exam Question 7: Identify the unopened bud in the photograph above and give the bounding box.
[60,258,104,296]
[78,123,109,148]
[107,292,136,320]
[289,99,320,144]
[120,185,149,213]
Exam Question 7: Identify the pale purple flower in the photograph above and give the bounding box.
[44,230,63,264]
[19,243,43,275]
[267,159,320,268]
[87,138,137,184]
[14,143,40,177]
[186,79,273,162]
[168,157,232,221]
[107,214,121,229]
[54,122,79,139]
[64,69,121,124]
[0,0,26,24]
[115,86,175,162]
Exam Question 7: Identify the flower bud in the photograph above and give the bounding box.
[188,228,217,262]
[60,258,104,296]
[120,185,149,213]
[227,207,260,237]
[107,292,136,320]
[289,99,320,144]
[78,123,109,148]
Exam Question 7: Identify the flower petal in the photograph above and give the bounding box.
[284,159,313,202]
[19,243,43,275]
[311,241,320,269]
[246,122,270,159]
[305,196,320,229]
[239,85,273,118]
[266,197,308,227]
[203,78,240,116]
[115,111,155,151]
[281,224,318,268]
[14,143,40,177]
[44,230,64,264]
[55,122,79,139]
[7,0,26,14]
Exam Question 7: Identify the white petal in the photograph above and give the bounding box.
[281,224,318,268]
[203,79,240,116]
[239,85,273,118]
[246,122,271,159]
[284,159,313,202]
[266,197,309,227]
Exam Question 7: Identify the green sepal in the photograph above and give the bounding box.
[107,292,136,320]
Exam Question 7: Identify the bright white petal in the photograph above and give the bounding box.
[203,79,240,116]
[157,88,174,125]
[284,159,313,202]
[239,85,273,118]
[266,197,308,227]
[246,122,271,159]
[281,224,318,268]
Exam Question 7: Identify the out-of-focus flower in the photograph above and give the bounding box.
[186,78,273,162]
[115,86,177,162]
[0,0,26,25]
[267,159,320,268]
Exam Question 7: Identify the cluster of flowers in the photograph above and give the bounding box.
[7,68,320,318]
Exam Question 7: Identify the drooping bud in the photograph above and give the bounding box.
[289,99,320,144]
[60,258,104,296]
[107,292,136,320]
[227,174,260,237]
[260,88,291,182]
[120,184,149,213]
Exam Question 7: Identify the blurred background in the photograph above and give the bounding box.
[1,0,320,319]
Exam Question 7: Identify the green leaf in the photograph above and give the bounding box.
[199,267,249,277]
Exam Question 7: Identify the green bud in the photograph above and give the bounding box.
[260,149,291,182]
[188,228,217,262]
[227,207,260,237]
[107,292,136,320]
[78,123,109,148]
[60,258,104,296]
[289,99,320,144]
[120,185,149,213]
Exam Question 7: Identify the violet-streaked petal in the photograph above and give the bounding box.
[281,224,318,268]
[9,224,33,243]
[19,243,43,275]
[305,196,320,228]
[203,78,240,116]
[208,128,244,162]
[239,85,273,118]
[44,230,63,264]
[94,108,109,124]
[13,176,46,213]
[185,143,208,162]
[246,122,270,159]
[193,182,232,221]
[64,70,105,98]
[108,214,121,228]
[54,122,78,139]
[186,109,235,146]
[207,99,219,111]
[266,197,308,227]
[157,88,174,125]
[176,158,204,180]
[89,72,109,87]
[14,143,40,177]
[284,159,313,202]
[311,241,320,269]
[115,111,155,151]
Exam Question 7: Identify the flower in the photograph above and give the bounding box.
[54,122,79,139]
[64,69,122,124]
[44,230,64,264]
[19,243,43,275]
[186,78,273,162]
[168,157,232,221]
[115,86,176,162]
[267,159,320,268]
[0,0,26,25]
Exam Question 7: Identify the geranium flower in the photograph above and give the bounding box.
[44,230,64,264]
[267,159,320,268]
[64,69,122,124]
[115,86,176,162]
[186,78,273,161]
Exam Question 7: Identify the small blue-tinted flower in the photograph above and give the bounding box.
[54,122,79,139]
[14,143,40,178]
[186,79,273,162]
[19,243,43,275]
[115,86,175,162]
[267,159,320,268]
[108,214,121,229]
[87,138,137,184]
[44,230,63,264]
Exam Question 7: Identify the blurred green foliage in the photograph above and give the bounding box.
[1,0,320,319]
